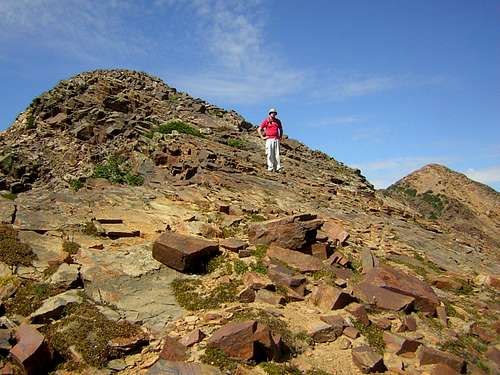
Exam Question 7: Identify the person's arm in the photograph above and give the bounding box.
[257,127,266,139]
[258,119,267,139]
[278,120,283,140]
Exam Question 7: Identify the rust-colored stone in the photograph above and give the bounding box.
[159,336,187,361]
[310,284,356,311]
[352,345,386,373]
[383,332,422,357]
[354,282,415,312]
[242,272,274,290]
[416,345,465,373]
[220,238,247,252]
[10,323,52,375]
[322,220,349,246]
[152,231,219,272]
[207,321,257,360]
[179,329,206,347]
[346,303,370,326]
[267,245,323,272]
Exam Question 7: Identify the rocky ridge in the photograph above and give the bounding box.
[0,70,498,375]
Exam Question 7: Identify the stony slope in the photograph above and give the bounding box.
[0,70,498,374]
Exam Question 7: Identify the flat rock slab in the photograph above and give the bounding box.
[146,360,222,375]
[78,244,184,332]
[416,345,465,373]
[310,284,356,310]
[352,345,386,374]
[0,198,15,224]
[47,263,80,287]
[267,245,323,273]
[153,231,219,272]
[361,265,439,314]
[322,220,349,245]
[10,323,52,375]
[354,282,415,312]
[16,231,66,273]
[30,289,83,323]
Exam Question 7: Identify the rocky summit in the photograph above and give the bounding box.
[0,69,498,375]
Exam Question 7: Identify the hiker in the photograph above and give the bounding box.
[257,108,283,172]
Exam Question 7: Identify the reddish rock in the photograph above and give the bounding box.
[267,245,323,273]
[352,345,386,373]
[320,315,347,336]
[361,265,439,314]
[267,262,306,296]
[326,252,351,267]
[470,323,496,343]
[436,306,448,327]
[248,214,323,250]
[220,238,247,252]
[486,346,500,367]
[361,248,379,274]
[278,285,305,302]
[330,265,354,280]
[10,323,52,375]
[354,282,415,312]
[310,284,356,310]
[152,231,219,272]
[429,274,465,291]
[253,323,281,360]
[238,287,256,303]
[383,332,422,356]
[306,320,340,343]
[426,363,460,375]
[404,316,417,331]
[322,220,349,246]
[179,329,206,347]
[416,346,465,373]
[346,303,370,326]
[310,242,330,260]
[343,327,360,339]
[242,272,274,290]
[108,333,148,355]
[491,320,500,335]
[207,321,257,360]
[255,289,285,305]
[159,336,187,361]
[238,248,252,258]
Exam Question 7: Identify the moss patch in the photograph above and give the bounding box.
[260,362,302,375]
[200,347,240,371]
[352,320,385,353]
[171,278,240,311]
[62,240,80,255]
[439,334,487,367]
[0,225,36,266]
[4,281,63,316]
[44,302,143,368]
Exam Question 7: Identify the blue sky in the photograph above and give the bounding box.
[1,0,499,191]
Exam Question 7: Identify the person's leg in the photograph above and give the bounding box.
[275,140,282,171]
[269,139,278,171]
[265,139,274,171]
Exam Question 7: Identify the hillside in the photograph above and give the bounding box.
[0,70,498,375]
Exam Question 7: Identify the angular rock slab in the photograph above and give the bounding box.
[383,332,422,356]
[322,220,349,246]
[351,345,386,374]
[30,289,83,323]
[207,321,257,360]
[354,282,415,312]
[267,245,323,273]
[416,346,465,373]
[153,231,219,272]
[248,214,323,250]
[361,265,439,314]
[146,359,222,375]
[0,198,15,224]
[10,324,52,375]
[310,284,356,310]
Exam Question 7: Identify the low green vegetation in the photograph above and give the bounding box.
[226,138,247,150]
[0,192,16,200]
[69,178,84,191]
[247,213,267,222]
[201,348,239,371]
[0,224,36,266]
[421,191,447,219]
[4,281,62,316]
[170,278,240,311]
[62,240,80,255]
[44,302,143,368]
[249,244,268,274]
[92,156,144,186]
[439,334,487,368]
[352,319,385,353]
[233,259,249,274]
[260,362,302,375]
[207,254,233,274]
[82,221,99,236]
[26,112,36,129]
[146,119,204,138]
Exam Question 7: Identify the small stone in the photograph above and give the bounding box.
[179,329,206,347]
[338,337,352,350]
[346,303,370,326]
[343,327,360,339]
[159,336,187,361]
[238,287,256,303]
[352,345,386,373]
[255,289,285,305]
[107,358,128,371]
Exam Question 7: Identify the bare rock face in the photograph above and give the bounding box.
[267,245,323,272]
[248,214,323,250]
[146,359,222,375]
[10,324,52,375]
[321,220,349,246]
[152,231,219,272]
[159,336,187,361]
[353,282,415,312]
[351,345,386,373]
[360,265,439,314]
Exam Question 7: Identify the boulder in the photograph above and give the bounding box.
[207,321,257,360]
[322,220,349,246]
[416,346,465,373]
[219,238,247,252]
[383,332,422,356]
[47,263,80,288]
[306,320,340,343]
[351,345,386,373]
[326,252,351,267]
[346,303,370,326]
[248,214,323,250]
[320,315,347,337]
[310,242,330,260]
[267,262,306,297]
[267,245,323,273]
[159,336,187,361]
[152,231,219,272]
[310,284,356,310]
[242,272,274,290]
[361,248,379,274]
[361,265,439,314]
[354,282,415,312]
[255,289,284,305]
[10,324,52,375]
[343,327,360,339]
[179,329,206,347]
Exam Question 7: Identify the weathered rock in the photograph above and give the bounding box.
[146,359,223,375]
[108,333,148,356]
[425,363,461,375]
[436,306,448,327]
[310,284,356,310]
[354,282,415,312]
[320,315,347,337]
[219,238,247,252]
[0,198,15,224]
[352,345,386,373]
[207,321,257,360]
[416,345,465,373]
[30,289,83,323]
[238,287,256,303]
[267,245,323,272]
[383,352,404,371]
[373,317,392,331]
[253,323,281,361]
[10,323,52,375]
[310,242,330,260]
[326,252,351,267]
[242,272,274,290]
[361,248,379,274]
[383,332,422,356]
[339,337,352,350]
[322,220,349,246]
[99,223,140,238]
[152,231,219,272]
[346,303,370,326]
[159,336,187,361]
[306,320,340,343]
[361,265,439,314]
[248,214,323,250]
[267,262,306,296]
[486,345,500,367]
[255,289,285,305]
[179,329,206,347]
[0,329,12,352]
[47,263,80,287]
[343,327,360,339]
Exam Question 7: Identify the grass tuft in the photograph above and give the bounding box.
[0,224,36,266]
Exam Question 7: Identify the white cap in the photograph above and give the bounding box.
[268,108,277,114]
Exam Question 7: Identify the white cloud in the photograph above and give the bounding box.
[465,166,500,184]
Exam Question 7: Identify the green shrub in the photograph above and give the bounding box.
[226,138,247,149]
[201,348,239,371]
[26,112,36,129]
[352,319,385,353]
[92,156,143,186]
[69,179,84,191]
[156,120,203,137]
[0,192,17,200]
[234,260,249,274]
[62,240,80,255]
